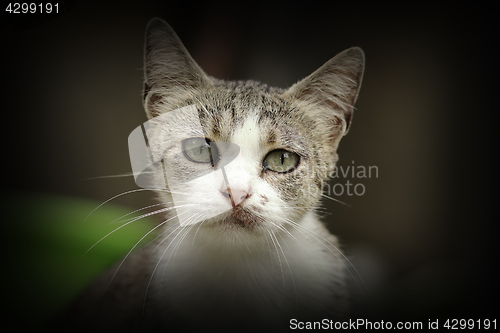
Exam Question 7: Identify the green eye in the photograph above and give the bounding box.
[182,137,218,165]
[263,149,299,173]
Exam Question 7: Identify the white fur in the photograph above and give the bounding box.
[150,116,348,328]
[151,211,345,327]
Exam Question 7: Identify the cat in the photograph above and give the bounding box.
[53,18,365,333]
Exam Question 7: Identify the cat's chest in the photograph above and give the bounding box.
[147,217,344,323]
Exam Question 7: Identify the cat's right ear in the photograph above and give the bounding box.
[143,18,212,118]
[284,47,365,136]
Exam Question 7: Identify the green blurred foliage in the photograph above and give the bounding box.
[3,192,157,330]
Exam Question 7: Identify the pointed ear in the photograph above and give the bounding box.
[143,18,212,118]
[285,47,365,135]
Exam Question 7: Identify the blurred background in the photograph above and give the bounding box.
[1,0,498,329]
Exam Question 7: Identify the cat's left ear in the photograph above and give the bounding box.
[284,47,365,136]
[143,18,212,118]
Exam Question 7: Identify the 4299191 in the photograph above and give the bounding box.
[443,319,496,330]
[5,3,59,14]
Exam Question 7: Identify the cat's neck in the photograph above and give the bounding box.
[157,210,318,256]
[150,209,342,290]
[147,210,347,328]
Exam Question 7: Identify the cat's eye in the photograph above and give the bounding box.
[263,149,299,173]
[182,137,219,165]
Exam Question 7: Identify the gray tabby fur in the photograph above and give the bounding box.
[52,18,365,333]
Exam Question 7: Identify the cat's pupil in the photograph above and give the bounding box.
[182,137,218,165]
[264,149,299,173]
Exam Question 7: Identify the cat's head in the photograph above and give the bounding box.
[139,18,364,239]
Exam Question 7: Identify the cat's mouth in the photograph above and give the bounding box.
[228,206,263,228]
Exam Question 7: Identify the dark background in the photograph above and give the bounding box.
[1,0,498,326]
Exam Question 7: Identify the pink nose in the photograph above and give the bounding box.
[221,188,249,207]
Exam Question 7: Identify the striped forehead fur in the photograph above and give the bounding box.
[143,19,364,210]
[146,81,347,195]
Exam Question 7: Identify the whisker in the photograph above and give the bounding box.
[104,202,169,227]
[159,214,203,292]
[103,212,181,293]
[143,219,195,319]
[321,193,351,207]
[82,172,145,180]
[107,199,195,227]
[148,210,193,255]
[163,189,196,195]
[265,232,274,270]
[192,215,209,245]
[284,218,370,300]
[83,204,195,256]
[142,225,183,321]
[272,230,297,303]
[170,213,201,262]
[83,188,162,224]
[267,230,285,295]
[141,220,179,250]
[271,221,326,284]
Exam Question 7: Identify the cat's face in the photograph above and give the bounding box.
[138,19,364,239]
